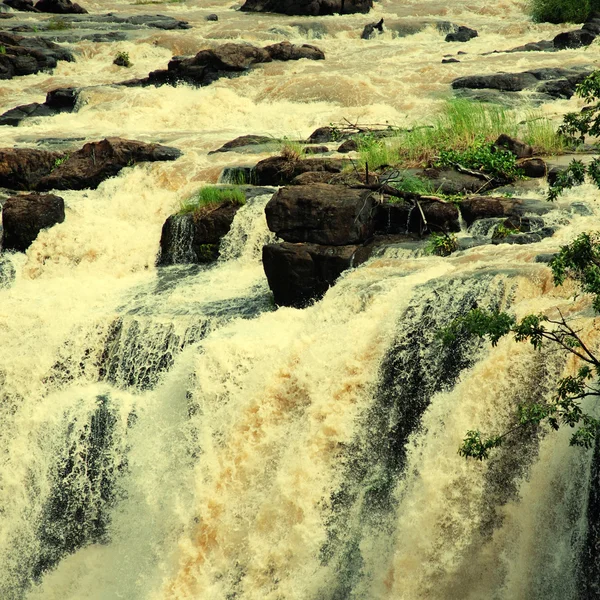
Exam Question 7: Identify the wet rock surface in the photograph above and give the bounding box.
[0,86,79,126]
[240,0,372,16]
[1,192,64,251]
[254,156,346,186]
[33,0,87,14]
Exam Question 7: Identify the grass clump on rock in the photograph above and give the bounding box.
[179,186,246,219]
[528,0,600,23]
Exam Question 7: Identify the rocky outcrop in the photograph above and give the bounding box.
[240,0,372,16]
[0,86,79,126]
[36,138,181,191]
[34,0,87,13]
[209,135,273,154]
[263,242,365,308]
[128,41,324,88]
[494,134,533,159]
[459,196,552,226]
[553,29,596,49]
[158,201,242,265]
[255,156,346,186]
[265,184,376,245]
[362,18,384,39]
[452,66,593,100]
[0,32,73,79]
[1,192,64,251]
[3,0,38,11]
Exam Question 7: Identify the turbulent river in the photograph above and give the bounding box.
[2,0,600,598]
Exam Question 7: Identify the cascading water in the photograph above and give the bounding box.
[3,0,600,598]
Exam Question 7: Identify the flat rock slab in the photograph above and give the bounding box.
[452,66,594,101]
[240,0,372,16]
[255,156,346,186]
[459,196,553,226]
[265,183,376,245]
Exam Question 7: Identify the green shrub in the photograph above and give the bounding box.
[179,186,246,218]
[426,232,459,256]
[113,52,132,68]
[47,17,72,31]
[528,0,600,23]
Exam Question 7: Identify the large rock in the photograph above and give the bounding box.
[459,196,551,226]
[157,201,242,265]
[445,25,477,42]
[36,137,181,191]
[553,30,595,50]
[2,192,64,251]
[265,184,376,245]
[375,198,460,234]
[262,242,364,308]
[264,41,324,60]
[3,0,39,11]
[208,134,273,154]
[240,0,372,16]
[0,86,79,126]
[255,156,346,186]
[0,148,65,189]
[34,0,87,13]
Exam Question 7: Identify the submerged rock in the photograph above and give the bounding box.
[36,137,182,191]
[1,192,64,251]
[361,18,384,39]
[240,0,372,16]
[445,25,477,42]
[0,86,79,126]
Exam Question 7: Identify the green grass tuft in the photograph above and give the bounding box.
[179,186,246,218]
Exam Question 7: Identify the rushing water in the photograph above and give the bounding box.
[2,0,600,598]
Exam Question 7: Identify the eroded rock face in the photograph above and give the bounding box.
[0,148,65,189]
[459,196,552,226]
[2,193,64,251]
[36,138,182,191]
[262,242,363,308]
[158,201,242,265]
[34,0,87,13]
[265,184,376,245]
[3,0,38,11]
[264,41,325,60]
[375,199,460,234]
[240,0,372,16]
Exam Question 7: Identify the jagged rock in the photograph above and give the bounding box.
[362,18,384,39]
[0,148,65,189]
[2,192,64,251]
[518,157,546,178]
[375,198,460,234]
[34,0,87,13]
[262,242,364,308]
[36,138,182,191]
[209,135,273,154]
[157,201,241,265]
[445,25,477,42]
[254,156,346,186]
[495,134,533,159]
[133,41,324,88]
[45,86,78,111]
[265,183,375,245]
[307,126,339,143]
[240,0,372,16]
[264,40,324,60]
[337,139,358,152]
[553,30,595,50]
[3,0,38,11]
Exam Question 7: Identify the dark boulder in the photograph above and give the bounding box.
[375,198,460,234]
[290,171,338,185]
[553,30,595,50]
[0,148,65,189]
[240,0,372,16]
[419,168,491,194]
[445,25,478,42]
[263,242,364,308]
[518,157,546,178]
[0,102,55,126]
[2,192,64,251]
[157,201,241,265]
[264,41,325,60]
[442,58,460,63]
[337,139,358,152]
[45,86,79,111]
[307,126,339,143]
[452,72,539,92]
[303,145,328,154]
[36,137,182,191]
[495,134,533,159]
[265,183,376,245]
[460,196,551,226]
[362,18,384,39]
[206,13,218,21]
[3,0,38,11]
[34,0,87,13]
[254,156,346,186]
